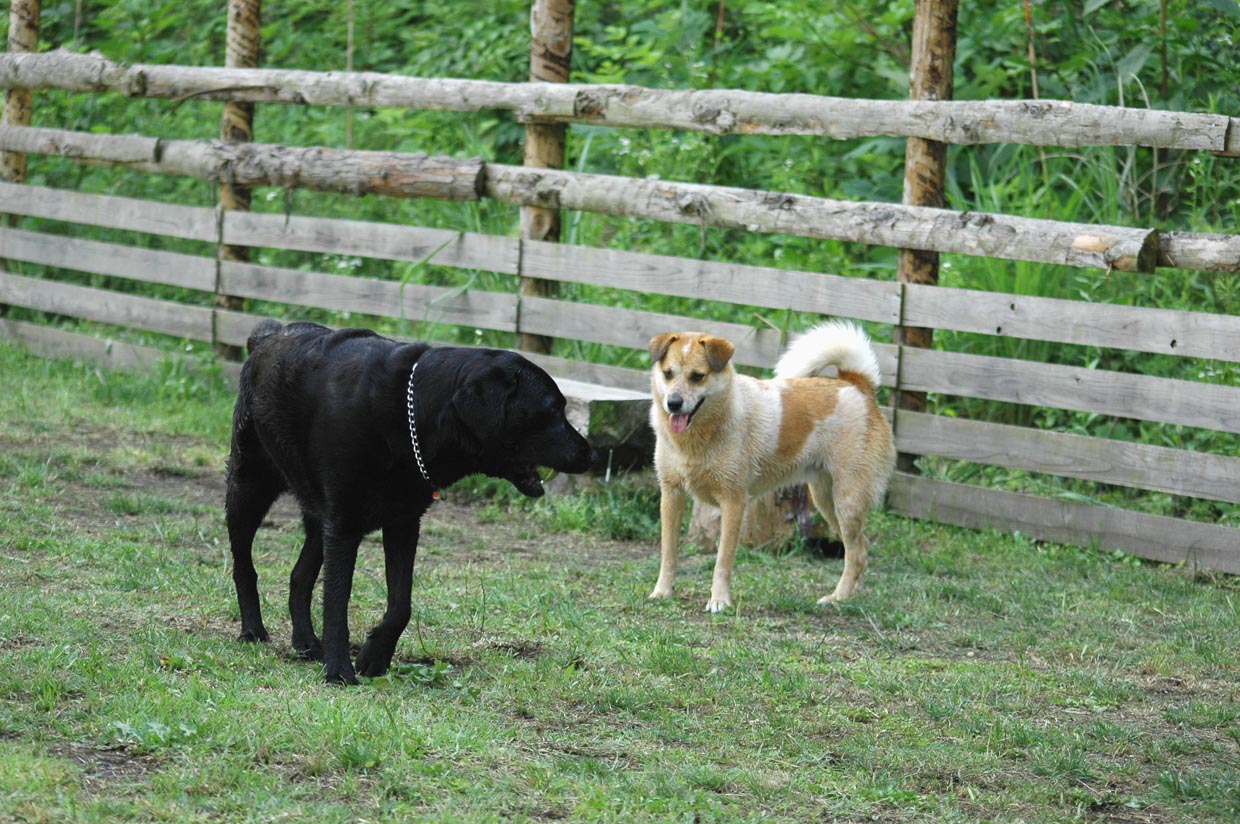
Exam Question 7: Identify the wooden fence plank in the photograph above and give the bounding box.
[222,212,520,274]
[486,165,1160,273]
[899,347,1240,434]
[0,271,214,341]
[0,226,216,291]
[520,239,902,323]
[0,181,218,241]
[518,295,786,366]
[218,260,517,332]
[887,473,1240,574]
[523,351,650,394]
[0,317,166,371]
[518,295,901,382]
[903,284,1240,362]
[894,410,1240,504]
[1,50,1232,153]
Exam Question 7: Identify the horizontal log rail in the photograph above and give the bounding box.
[0,124,484,200]
[0,49,1236,155]
[0,124,1168,273]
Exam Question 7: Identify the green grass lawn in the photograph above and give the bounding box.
[0,342,1236,823]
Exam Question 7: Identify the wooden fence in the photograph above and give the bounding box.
[1,46,1238,574]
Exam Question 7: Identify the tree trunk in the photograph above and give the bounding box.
[517,0,575,355]
[894,0,958,472]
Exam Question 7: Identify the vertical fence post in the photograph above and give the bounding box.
[893,0,958,472]
[0,0,40,309]
[214,0,261,360]
[516,0,576,355]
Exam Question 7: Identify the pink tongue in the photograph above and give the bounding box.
[669,412,691,434]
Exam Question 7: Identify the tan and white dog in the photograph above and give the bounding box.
[648,322,896,612]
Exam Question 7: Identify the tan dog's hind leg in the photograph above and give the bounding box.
[811,482,869,604]
[707,496,746,613]
[650,484,686,599]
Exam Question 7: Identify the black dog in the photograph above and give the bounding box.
[225,321,596,684]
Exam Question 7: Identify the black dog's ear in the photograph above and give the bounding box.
[450,366,514,444]
[649,333,679,364]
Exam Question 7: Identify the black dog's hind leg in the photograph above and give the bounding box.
[225,412,284,644]
[319,523,365,685]
[289,513,325,660]
[355,518,421,678]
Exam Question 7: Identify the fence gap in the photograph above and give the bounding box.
[214,0,261,360]
[517,0,576,355]
[893,0,958,473]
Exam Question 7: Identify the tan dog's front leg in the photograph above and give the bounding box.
[650,483,686,600]
[706,497,745,613]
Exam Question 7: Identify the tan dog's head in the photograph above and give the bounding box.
[649,332,736,435]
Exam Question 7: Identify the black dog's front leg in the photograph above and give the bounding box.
[355,518,420,678]
[319,524,364,685]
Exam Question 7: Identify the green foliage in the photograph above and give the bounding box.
[3,3,1237,522]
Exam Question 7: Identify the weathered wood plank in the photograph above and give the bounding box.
[0,271,214,340]
[218,260,517,332]
[0,317,165,372]
[0,50,1231,153]
[487,165,1161,273]
[0,226,216,291]
[222,212,519,273]
[0,181,218,240]
[520,239,902,323]
[894,410,1240,504]
[518,295,901,382]
[899,346,1240,434]
[524,351,650,394]
[903,283,1240,362]
[887,473,1240,574]
[0,124,485,200]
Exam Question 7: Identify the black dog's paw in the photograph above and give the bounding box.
[322,664,359,686]
[354,645,392,679]
[293,639,324,659]
[292,635,324,661]
[238,627,269,643]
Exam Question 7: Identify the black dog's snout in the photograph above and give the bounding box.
[667,394,684,413]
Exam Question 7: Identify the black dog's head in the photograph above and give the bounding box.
[448,351,597,497]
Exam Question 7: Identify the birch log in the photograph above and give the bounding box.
[216,0,261,359]
[484,165,1160,272]
[1,0,38,187]
[0,125,485,199]
[0,49,1233,155]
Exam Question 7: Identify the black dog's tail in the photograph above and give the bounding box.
[247,319,283,354]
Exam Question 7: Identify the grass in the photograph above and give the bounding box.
[1,340,1237,823]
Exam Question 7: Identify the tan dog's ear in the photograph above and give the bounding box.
[649,333,679,364]
[701,336,735,372]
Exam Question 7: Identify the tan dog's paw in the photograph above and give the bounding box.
[817,587,855,605]
[649,584,674,600]
[705,592,732,613]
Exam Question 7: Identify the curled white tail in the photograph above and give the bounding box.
[774,321,882,389]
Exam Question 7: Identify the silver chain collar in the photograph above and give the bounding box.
[406,361,437,497]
